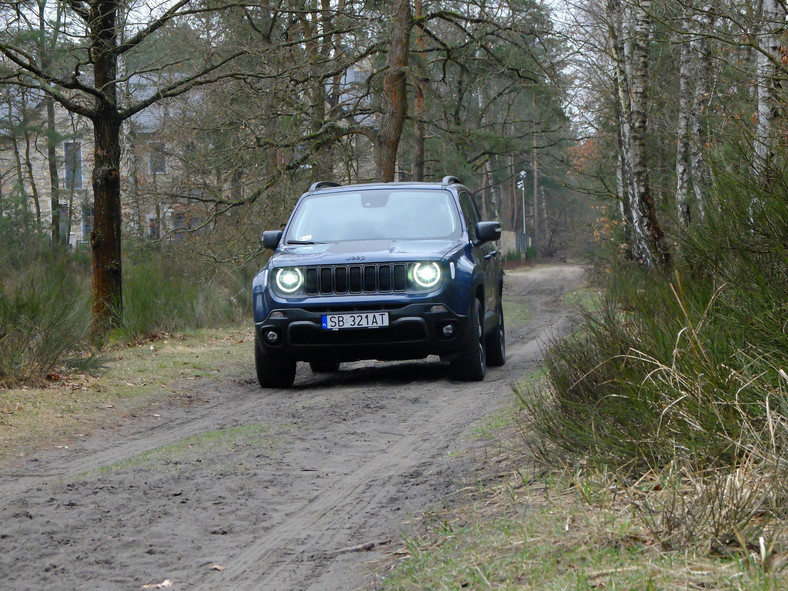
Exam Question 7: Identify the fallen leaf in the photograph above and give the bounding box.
[210,564,226,571]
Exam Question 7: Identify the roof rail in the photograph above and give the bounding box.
[441,175,462,186]
[308,180,342,192]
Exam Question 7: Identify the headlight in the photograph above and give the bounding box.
[275,268,303,294]
[412,262,441,288]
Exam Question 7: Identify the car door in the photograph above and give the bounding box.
[459,191,497,320]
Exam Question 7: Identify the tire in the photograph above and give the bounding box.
[486,298,506,367]
[450,298,486,381]
[309,360,341,373]
[255,333,296,388]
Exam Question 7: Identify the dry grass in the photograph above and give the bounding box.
[0,327,254,460]
[377,423,788,590]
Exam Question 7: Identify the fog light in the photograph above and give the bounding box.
[269,311,286,320]
[442,324,455,337]
[265,330,280,344]
[430,305,448,313]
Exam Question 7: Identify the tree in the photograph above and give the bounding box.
[1,0,243,340]
[372,0,411,182]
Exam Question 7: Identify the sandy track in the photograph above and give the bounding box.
[0,264,585,591]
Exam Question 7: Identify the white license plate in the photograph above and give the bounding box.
[321,312,389,330]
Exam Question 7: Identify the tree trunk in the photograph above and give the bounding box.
[629,1,668,266]
[509,157,518,232]
[39,1,62,246]
[689,3,713,222]
[675,11,692,232]
[607,0,668,267]
[89,0,123,341]
[21,105,42,230]
[412,0,426,182]
[481,160,489,219]
[45,95,62,245]
[91,112,123,340]
[752,0,783,183]
[375,0,411,182]
[532,137,539,257]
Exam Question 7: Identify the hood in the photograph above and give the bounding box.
[270,239,463,267]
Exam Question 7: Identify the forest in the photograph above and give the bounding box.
[2,0,788,573]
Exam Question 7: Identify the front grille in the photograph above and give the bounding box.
[304,264,408,296]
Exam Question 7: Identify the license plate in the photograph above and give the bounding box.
[321,312,389,330]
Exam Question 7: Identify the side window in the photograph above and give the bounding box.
[459,192,481,241]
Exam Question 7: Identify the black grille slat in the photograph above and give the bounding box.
[379,266,392,291]
[301,263,409,296]
[393,264,408,291]
[363,266,376,292]
[335,267,348,292]
[305,268,319,295]
[349,267,362,292]
[320,268,333,294]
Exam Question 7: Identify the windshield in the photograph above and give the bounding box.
[285,189,462,243]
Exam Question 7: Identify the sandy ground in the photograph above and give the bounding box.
[0,264,586,591]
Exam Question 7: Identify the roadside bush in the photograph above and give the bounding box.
[0,232,252,383]
[0,257,91,386]
[520,170,788,550]
[119,250,247,341]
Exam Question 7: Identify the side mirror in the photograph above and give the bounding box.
[262,230,283,250]
[475,221,501,244]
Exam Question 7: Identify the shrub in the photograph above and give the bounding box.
[0,258,91,385]
[119,251,247,341]
[520,170,788,549]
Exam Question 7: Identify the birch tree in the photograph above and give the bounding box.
[675,6,694,231]
[607,0,668,266]
[752,0,786,183]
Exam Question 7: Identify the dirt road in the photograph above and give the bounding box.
[0,265,586,591]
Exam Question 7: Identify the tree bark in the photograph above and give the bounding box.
[607,0,668,267]
[689,3,713,222]
[752,0,784,183]
[675,10,692,232]
[532,125,540,257]
[629,1,668,266]
[89,0,123,341]
[375,0,411,182]
[412,0,426,182]
[45,94,62,245]
[22,106,42,230]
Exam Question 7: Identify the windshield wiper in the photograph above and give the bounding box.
[286,239,324,245]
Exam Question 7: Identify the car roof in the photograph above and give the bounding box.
[304,177,467,196]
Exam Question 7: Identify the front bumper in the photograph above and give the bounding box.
[256,302,469,363]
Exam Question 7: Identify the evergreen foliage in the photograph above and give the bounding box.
[524,169,788,473]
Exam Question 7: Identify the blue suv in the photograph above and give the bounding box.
[252,176,505,387]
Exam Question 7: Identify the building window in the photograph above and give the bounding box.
[81,203,93,239]
[150,143,166,174]
[64,142,83,190]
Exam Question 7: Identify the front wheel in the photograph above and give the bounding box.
[255,333,296,388]
[450,298,486,381]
